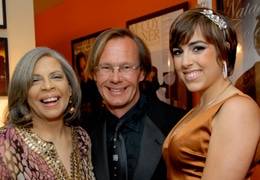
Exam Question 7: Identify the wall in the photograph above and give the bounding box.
[35,0,198,62]
[0,0,35,124]
[34,0,200,109]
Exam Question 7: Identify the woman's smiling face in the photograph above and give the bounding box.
[27,56,72,122]
[172,27,223,93]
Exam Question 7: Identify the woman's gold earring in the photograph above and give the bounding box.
[68,98,75,114]
[69,107,75,114]
[222,61,228,79]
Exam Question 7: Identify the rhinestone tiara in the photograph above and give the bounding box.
[200,9,227,30]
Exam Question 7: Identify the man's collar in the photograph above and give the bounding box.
[104,95,147,131]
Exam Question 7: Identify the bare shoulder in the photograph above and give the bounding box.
[205,93,260,180]
[216,94,260,128]
[222,94,259,115]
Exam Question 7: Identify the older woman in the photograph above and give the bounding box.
[0,47,95,179]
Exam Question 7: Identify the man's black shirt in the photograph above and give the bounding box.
[80,94,186,180]
[106,96,146,180]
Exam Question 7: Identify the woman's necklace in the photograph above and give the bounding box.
[171,82,232,137]
[201,81,232,107]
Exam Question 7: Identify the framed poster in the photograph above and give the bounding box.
[217,0,260,106]
[197,0,212,8]
[0,0,7,29]
[71,29,106,80]
[127,2,191,110]
[0,38,9,96]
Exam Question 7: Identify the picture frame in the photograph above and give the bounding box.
[71,29,107,79]
[127,2,191,110]
[217,0,260,107]
[197,0,212,8]
[0,0,7,29]
[0,37,9,96]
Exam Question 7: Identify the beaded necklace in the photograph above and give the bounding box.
[17,127,95,180]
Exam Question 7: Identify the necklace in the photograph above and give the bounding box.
[170,82,232,137]
[201,81,232,107]
[16,127,95,180]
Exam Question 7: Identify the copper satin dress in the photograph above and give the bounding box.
[162,92,260,180]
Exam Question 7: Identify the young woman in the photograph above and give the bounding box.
[0,47,95,179]
[163,8,260,180]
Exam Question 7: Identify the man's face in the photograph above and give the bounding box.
[94,37,144,118]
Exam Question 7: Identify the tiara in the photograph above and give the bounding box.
[200,9,227,30]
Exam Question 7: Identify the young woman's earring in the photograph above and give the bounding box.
[222,61,228,79]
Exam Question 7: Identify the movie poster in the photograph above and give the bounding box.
[219,0,260,106]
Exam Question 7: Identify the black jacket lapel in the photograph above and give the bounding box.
[133,115,165,180]
[92,120,110,180]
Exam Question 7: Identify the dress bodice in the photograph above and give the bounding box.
[162,92,260,180]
